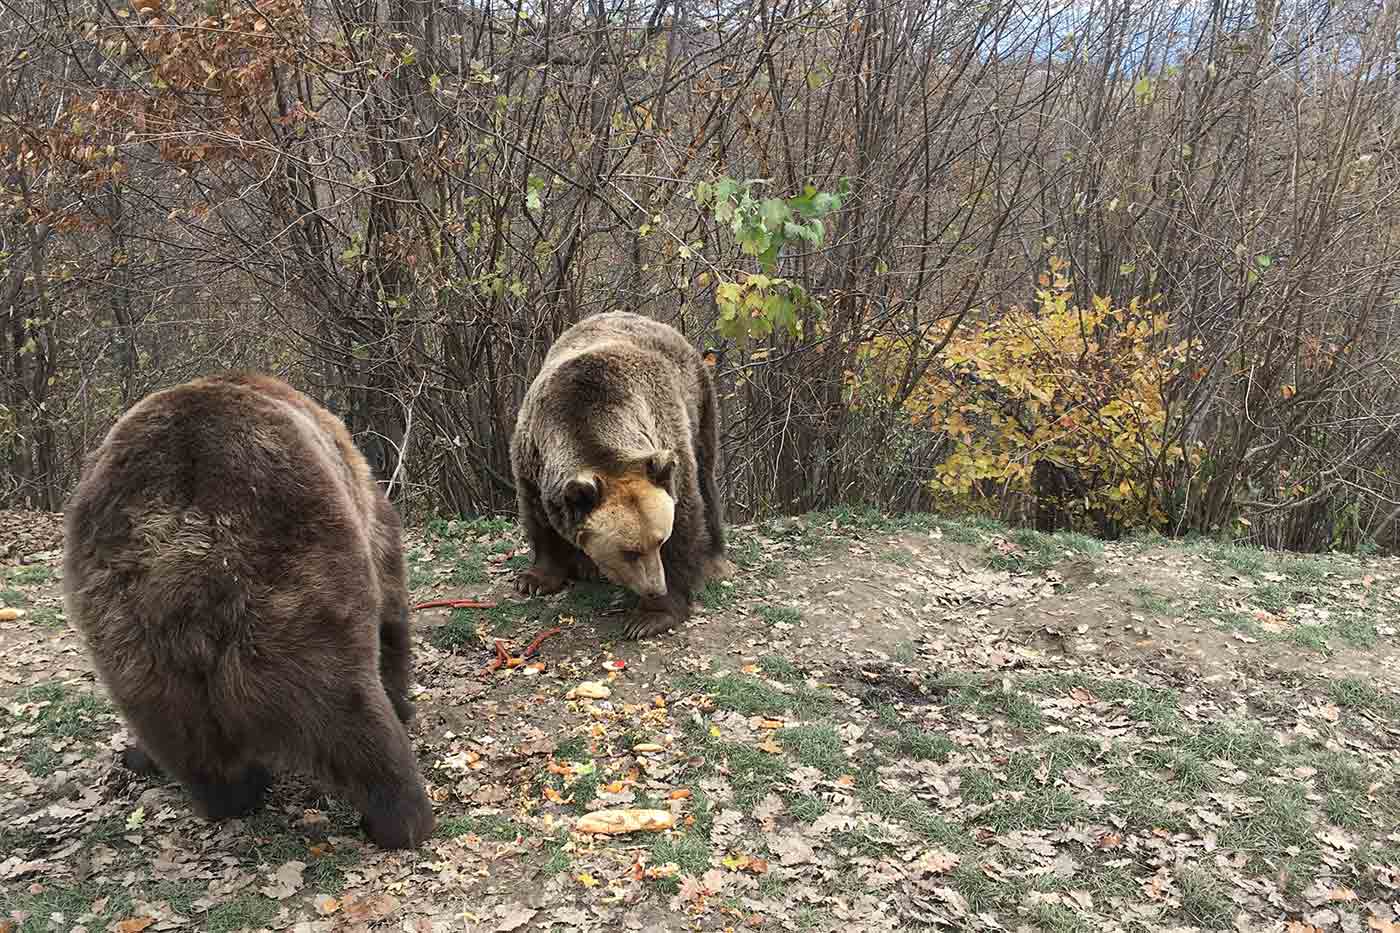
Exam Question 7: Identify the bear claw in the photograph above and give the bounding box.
[515,566,569,597]
[621,610,681,640]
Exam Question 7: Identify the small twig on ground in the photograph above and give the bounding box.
[411,598,497,611]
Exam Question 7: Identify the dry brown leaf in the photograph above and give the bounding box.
[312,895,340,916]
[341,893,401,922]
[0,608,24,621]
[494,903,537,932]
[258,860,305,900]
[575,808,675,835]
[114,918,155,933]
[633,743,664,753]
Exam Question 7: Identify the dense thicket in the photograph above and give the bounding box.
[3,0,1398,553]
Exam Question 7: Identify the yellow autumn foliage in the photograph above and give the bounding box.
[854,258,1202,528]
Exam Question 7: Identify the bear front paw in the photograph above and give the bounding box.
[361,786,436,850]
[621,610,681,640]
[704,556,737,582]
[515,565,569,597]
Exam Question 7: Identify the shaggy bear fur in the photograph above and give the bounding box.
[510,311,732,639]
[61,372,435,850]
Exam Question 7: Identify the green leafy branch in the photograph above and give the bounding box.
[693,176,849,343]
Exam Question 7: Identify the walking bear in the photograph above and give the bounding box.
[510,311,733,639]
[62,372,435,849]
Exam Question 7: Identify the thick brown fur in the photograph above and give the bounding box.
[61,372,435,849]
[510,311,733,639]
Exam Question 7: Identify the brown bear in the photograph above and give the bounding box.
[61,372,435,850]
[509,311,733,639]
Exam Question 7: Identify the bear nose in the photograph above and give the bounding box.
[643,583,667,599]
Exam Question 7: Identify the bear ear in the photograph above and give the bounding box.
[562,473,602,519]
[645,449,677,492]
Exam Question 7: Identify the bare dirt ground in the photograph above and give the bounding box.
[3,507,1399,933]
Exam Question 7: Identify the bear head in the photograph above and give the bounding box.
[557,449,677,600]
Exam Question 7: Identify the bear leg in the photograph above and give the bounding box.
[515,490,578,597]
[378,599,416,727]
[121,743,164,777]
[117,700,272,821]
[316,687,435,850]
[187,763,274,820]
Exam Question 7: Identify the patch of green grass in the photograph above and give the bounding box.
[1251,582,1290,613]
[1177,867,1234,928]
[719,743,788,809]
[1141,748,1217,793]
[784,793,829,822]
[405,548,436,589]
[1028,902,1093,933]
[985,528,1102,574]
[1281,554,1333,584]
[948,860,1024,912]
[1328,677,1400,715]
[560,581,617,617]
[304,844,360,893]
[1101,765,1196,834]
[7,564,52,585]
[857,783,970,849]
[25,606,65,627]
[554,736,592,762]
[683,672,832,719]
[0,586,28,607]
[930,516,999,545]
[757,604,801,626]
[1331,613,1380,648]
[8,683,112,741]
[1312,755,1372,829]
[1180,719,1282,768]
[448,547,487,586]
[883,723,955,762]
[1132,585,1175,616]
[0,824,45,854]
[9,883,131,933]
[697,580,737,610]
[428,609,483,651]
[1197,540,1271,576]
[435,813,525,842]
[880,548,913,567]
[949,680,1044,730]
[1218,780,1319,888]
[21,740,62,777]
[890,641,917,664]
[206,894,279,933]
[86,814,136,847]
[139,880,204,915]
[542,830,572,874]
[649,832,711,892]
[969,752,1088,832]
[1287,624,1333,652]
[1020,672,1182,729]
[726,531,765,570]
[430,600,535,650]
[777,724,848,776]
[758,654,802,684]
